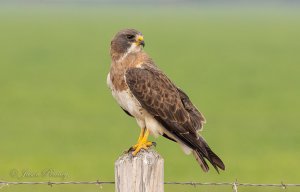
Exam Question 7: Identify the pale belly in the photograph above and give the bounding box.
[107,73,163,137]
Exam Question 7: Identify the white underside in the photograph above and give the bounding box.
[107,73,163,137]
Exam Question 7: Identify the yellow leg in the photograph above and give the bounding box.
[133,127,145,148]
[132,129,153,156]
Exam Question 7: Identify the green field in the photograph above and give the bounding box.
[1,5,300,192]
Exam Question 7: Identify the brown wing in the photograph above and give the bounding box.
[125,64,225,172]
[177,87,206,131]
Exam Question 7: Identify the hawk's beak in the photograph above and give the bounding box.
[135,35,145,47]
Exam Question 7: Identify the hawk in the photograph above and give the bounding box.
[107,29,225,172]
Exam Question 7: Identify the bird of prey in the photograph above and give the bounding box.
[107,29,225,172]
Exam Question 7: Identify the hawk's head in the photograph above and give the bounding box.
[110,29,145,61]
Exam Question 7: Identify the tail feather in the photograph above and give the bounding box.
[193,136,225,172]
[192,150,209,172]
[206,146,225,171]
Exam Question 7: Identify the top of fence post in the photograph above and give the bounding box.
[115,149,164,192]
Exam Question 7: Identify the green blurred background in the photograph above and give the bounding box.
[0,1,300,191]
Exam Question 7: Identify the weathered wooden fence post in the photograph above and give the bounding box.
[115,149,164,192]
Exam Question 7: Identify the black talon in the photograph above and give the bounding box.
[152,142,157,147]
[128,147,134,152]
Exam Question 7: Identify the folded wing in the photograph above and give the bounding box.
[125,64,225,172]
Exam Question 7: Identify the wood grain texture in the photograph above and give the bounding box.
[115,149,164,192]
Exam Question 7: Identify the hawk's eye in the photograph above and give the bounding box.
[126,35,135,40]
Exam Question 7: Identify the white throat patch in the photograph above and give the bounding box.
[117,43,142,63]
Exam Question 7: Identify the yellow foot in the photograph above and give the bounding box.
[129,128,156,156]
[132,141,154,156]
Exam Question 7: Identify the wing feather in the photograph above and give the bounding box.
[125,64,224,172]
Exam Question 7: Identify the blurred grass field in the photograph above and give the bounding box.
[0,5,300,192]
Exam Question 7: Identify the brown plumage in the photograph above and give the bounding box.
[107,29,225,172]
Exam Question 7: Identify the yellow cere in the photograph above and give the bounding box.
[136,35,144,42]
